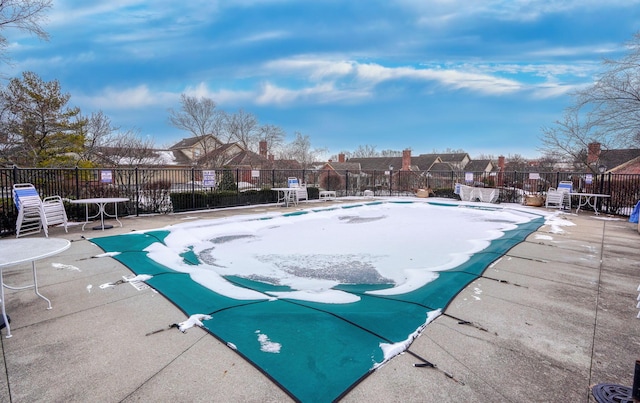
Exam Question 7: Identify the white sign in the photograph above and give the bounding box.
[100,170,113,183]
[465,172,474,183]
[585,174,593,185]
[203,170,216,187]
[529,173,540,180]
[251,170,260,178]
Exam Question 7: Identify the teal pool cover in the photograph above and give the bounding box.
[90,201,545,402]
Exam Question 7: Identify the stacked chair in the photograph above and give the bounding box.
[545,181,572,211]
[13,183,68,237]
[287,177,309,205]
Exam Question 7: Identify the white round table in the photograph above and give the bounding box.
[0,238,70,338]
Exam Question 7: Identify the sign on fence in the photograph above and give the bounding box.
[203,170,216,187]
[100,170,113,183]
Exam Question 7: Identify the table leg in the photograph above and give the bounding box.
[592,196,600,215]
[93,202,113,230]
[100,202,105,230]
[81,204,89,231]
[0,268,11,338]
[114,202,123,227]
[32,261,52,309]
[0,261,52,339]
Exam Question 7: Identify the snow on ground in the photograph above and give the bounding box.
[138,200,545,304]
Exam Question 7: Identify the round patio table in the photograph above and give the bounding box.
[0,237,70,338]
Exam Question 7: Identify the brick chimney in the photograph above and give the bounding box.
[259,140,268,157]
[338,153,345,163]
[401,149,411,171]
[497,156,505,187]
[587,142,601,164]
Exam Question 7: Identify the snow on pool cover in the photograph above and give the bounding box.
[90,200,546,402]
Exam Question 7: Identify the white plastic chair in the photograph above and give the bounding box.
[545,186,570,210]
[13,183,68,237]
[287,177,308,203]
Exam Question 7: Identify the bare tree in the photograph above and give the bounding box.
[101,130,158,167]
[539,105,606,173]
[541,32,640,166]
[224,108,260,151]
[380,149,402,157]
[474,153,496,160]
[168,94,223,157]
[0,0,52,65]
[77,110,116,164]
[574,32,640,147]
[258,124,285,156]
[279,132,327,166]
[352,144,378,158]
[504,153,529,171]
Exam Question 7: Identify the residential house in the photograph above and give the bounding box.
[317,154,362,191]
[587,142,640,174]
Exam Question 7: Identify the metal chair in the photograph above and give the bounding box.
[13,183,68,237]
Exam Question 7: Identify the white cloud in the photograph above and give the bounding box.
[183,82,256,106]
[79,85,177,109]
[401,0,640,24]
[234,30,291,44]
[264,58,356,81]
[256,81,370,105]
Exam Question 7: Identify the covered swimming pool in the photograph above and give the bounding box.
[90,200,546,402]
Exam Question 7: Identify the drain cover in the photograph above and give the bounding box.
[122,275,151,291]
[592,383,634,403]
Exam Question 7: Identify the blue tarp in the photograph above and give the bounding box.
[630,201,640,223]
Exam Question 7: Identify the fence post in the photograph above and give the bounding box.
[345,170,349,196]
[135,167,140,217]
[74,166,80,200]
[191,167,196,210]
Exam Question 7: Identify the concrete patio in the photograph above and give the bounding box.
[0,199,639,402]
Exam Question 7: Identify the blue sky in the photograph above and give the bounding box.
[4,0,640,159]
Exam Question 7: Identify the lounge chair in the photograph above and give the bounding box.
[287,177,308,203]
[13,183,68,237]
[545,186,571,210]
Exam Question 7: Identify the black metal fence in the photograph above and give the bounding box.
[1,166,639,236]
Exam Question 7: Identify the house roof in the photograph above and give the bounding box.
[436,153,470,163]
[597,148,640,172]
[429,162,457,171]
[169,136,203,150]
[411,154,440,170]
[346,157,403,171]
[324,162,361,171]
[346,155,440,171]
[464,159,493,172]
[271,159,303,170]
[224,150,268,167]
[608,155,640,174]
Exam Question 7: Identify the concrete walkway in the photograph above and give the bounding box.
[1,199,639,402]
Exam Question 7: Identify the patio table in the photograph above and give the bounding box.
[70,197,129,230]
[0,237,70,338]
[272,188,298,207]
[570,193,611,215]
